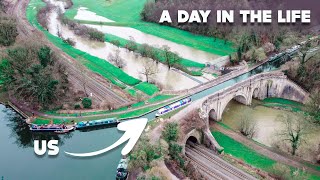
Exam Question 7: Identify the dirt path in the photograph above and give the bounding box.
[5,0,133,108]
[212,123,320,176]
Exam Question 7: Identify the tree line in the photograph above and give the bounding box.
[0,43,70,109]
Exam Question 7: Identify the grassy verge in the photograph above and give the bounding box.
[26,0,158,95]
[212,130,320,180]
[261,98,303,112]
[34,101,169,124]
[64,0,235,56]
[43,94,175,117]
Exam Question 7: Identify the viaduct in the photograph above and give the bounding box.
[179,71,309,152]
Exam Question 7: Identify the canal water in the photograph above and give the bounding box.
[0,104,124,179]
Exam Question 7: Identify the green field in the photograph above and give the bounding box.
[212,131,320,179]
[26,0,159,95]
[262,98,303,112]
[64,0,235,56]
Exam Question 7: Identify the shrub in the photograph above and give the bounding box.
[88,30,104,42]
[0,14,18,46]
[38,46,52,67]
[74,104,81,109]
[82,97,92,108]
[110,40,120,47]
[162,122,179,142]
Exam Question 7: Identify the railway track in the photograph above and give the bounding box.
[186,143,256,180]
[6,0,132,107]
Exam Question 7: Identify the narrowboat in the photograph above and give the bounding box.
[29,124,75,133]
[116,158,129,180]
[155,97,191,117]
[76,118,119,129]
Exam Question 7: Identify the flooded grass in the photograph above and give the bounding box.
[26,0,160,95]
[63,0,235,56]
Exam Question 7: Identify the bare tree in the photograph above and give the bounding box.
[237,109,257,139]
[277,113,312,156]
[306,90,320,123]
[139,60,158,83]
[108,49,126,68]
[162,45,181,69]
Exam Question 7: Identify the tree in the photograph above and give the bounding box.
[38,46,52,67]
[140,61,158,83]
[237,109,257,139]
[162,45,181,69]
[125,36,137,51]
[162,122,179,142]
[306,90,320,123]
[0,14,18,46]
[82,97,92,108]
[108,49,126,68]
[276,113,312,156]
[298,42,313,64]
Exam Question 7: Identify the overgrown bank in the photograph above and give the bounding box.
[27,0,159,96]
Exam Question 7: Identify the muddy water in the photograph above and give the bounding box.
[220,100,320,162]
[73,8,221,64]
[86,24,221,64]
[47,6,200,91]
[74,7,114,22]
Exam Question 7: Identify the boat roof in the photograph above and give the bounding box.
[78,118,116,124]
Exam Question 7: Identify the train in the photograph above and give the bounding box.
[155,97,192,117]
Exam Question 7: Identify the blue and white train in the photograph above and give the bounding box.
[155,98,192,117]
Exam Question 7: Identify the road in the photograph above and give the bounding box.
[186,142,257,180]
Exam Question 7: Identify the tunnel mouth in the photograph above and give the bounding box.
[186,136,198,145]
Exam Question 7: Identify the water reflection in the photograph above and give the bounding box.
[3,107,73,148]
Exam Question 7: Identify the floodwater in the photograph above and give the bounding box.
[0,104,124,179]
[74,7,114,22]
[220,100,320,162]
[47,5,200,91]
[73,7,222,64]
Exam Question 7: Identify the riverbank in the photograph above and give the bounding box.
[215,98,320,167]
[63,0,235,56]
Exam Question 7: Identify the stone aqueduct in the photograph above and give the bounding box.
[181,72,309,152]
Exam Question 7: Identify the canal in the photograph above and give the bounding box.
[0,104,124,179]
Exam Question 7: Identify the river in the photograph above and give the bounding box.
[219,100,320,162]
[0,104,124,179]
[46,3,202,91]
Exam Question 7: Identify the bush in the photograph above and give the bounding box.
[88,30,105,42]
[0,14,18,46]
[110,40,120,47]
[162,122,179,142]
[74,104,81,109]
[38,46,52,67]
[82,97,92,108]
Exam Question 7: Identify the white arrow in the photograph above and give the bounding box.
[65,118,148,157]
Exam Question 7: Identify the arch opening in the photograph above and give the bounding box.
[233,94,247,105]
[209,109,217,121]
[186,136,198,145]
[252,88,260,99]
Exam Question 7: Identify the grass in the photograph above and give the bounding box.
[64,0,235,56]
[26,0,159,95]
[34,101,169,124]
[148,95,175,103]
[262,98,303,112]
[134,82,159,96]
[212,131,320,180]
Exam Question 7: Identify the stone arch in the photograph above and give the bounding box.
[209,108,217,121]
[182,129,202,154]
[186,136,199,144]
[252,87,260,99]
[218,94,249,121]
